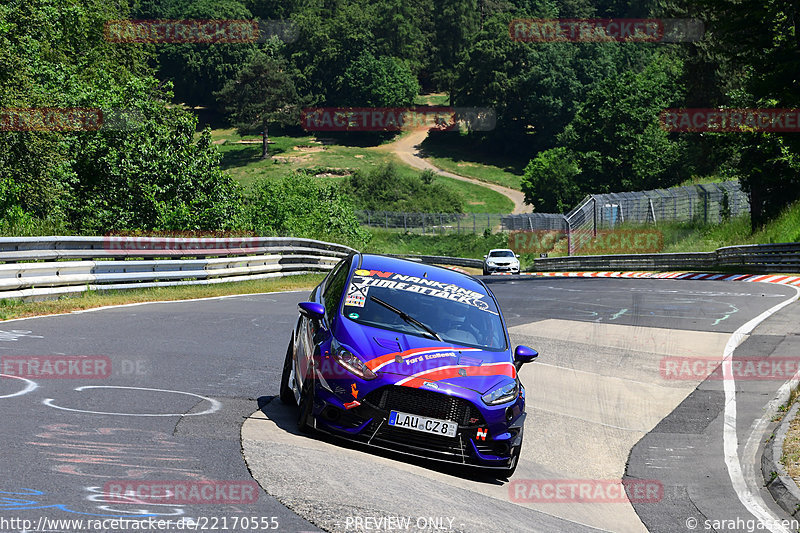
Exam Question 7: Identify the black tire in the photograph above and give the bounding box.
[279,333,295,405]
[297,376,315,433]
[482,268,489,276]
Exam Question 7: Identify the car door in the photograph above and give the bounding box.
[296,256,351,388]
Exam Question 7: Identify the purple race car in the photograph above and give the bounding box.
[279,253,538,476]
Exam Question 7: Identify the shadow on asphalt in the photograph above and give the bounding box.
[255,395,506,486]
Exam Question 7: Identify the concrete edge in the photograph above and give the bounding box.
[763,400,800,517]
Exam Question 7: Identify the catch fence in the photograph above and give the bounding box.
[358,181,750,254]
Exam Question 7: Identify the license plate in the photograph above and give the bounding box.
[387,411,458,438]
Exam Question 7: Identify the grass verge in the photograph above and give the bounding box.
[782,393,800,484]
[210,130,514,214]
[364,229,508,258]
[0,274,324,321]
[419,134,526,190]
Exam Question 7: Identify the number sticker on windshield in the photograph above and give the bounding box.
[344,282,368,307]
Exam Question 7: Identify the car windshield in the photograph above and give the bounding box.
[490,251,515,258]
[341,269,507,350]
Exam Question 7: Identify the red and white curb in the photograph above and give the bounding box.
[495,271,800,286]
[440,265,471,275]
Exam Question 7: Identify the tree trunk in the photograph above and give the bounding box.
[261,121,269,159]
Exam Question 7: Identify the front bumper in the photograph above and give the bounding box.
[309,383,525,469]
[484,263,520,274]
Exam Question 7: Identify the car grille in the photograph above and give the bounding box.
[357,386,487,460]
[363,386,484,426]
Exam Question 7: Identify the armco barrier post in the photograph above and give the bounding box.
[566,219,572,256]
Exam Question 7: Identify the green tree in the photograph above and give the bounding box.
[69,78,243,231]
[680,0,800,228]
[216,48,300,159]
[558,52,687,194]
[521,147,582,212]
[287,1,378,105]
[339,52,419,107]
[372,0,431,75]
[431,0,479,93]
[155,0,258,109]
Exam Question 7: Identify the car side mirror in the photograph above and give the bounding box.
[514,345,538,370]
[515,254,520,258]
[298,302,325,320]
[483,255,488,259]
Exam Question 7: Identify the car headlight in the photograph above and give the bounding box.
[333,346,377,380]
[482,380,519,405]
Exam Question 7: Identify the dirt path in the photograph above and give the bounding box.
[374,129,528,214]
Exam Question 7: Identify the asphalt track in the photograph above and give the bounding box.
[0,278,798,533]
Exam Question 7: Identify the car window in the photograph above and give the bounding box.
[342,269,507,350]
[489,251,515,258]
[322,258,350,323]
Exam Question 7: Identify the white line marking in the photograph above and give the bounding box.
[0,374,37,398]
[722,284,800,532]
[43,385,222,417]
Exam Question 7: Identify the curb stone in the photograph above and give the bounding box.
[763,400,800,518]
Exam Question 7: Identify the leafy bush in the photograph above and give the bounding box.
[244,173,369,248]
[69,79,243,232]
[343,163,464,213]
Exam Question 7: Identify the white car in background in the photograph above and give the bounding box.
[482,249,520,276]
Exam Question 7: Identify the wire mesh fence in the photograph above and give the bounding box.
[357,181,751,253]
[560,180,749,253]
[355,211,507,235]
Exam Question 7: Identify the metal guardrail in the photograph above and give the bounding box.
[388,254,484,269]
[400,242,800,274]
[2,237,796,302]
[0,236,355,301]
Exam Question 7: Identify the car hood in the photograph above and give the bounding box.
[337,323,515,395]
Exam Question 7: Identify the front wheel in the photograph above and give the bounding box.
[279,333,295,404]
[297,377,315,433]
